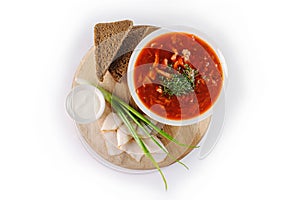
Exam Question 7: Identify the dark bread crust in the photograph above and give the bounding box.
[109,26,159,82]
[94,20,133,82]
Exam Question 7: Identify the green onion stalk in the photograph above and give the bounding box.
[95,85,199,190]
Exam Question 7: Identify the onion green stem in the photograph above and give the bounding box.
[112,100,167,190]
[120,103,189,170]
[94,84,201,190]
[96,85,199,149]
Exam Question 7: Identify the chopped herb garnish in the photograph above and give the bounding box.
[159,64,198,97]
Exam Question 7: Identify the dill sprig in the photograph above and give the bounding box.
[160,64,198,96]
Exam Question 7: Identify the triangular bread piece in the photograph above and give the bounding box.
[94,20,133,82]
[109,26,159,82]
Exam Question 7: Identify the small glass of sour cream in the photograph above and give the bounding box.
[66,84,105,124]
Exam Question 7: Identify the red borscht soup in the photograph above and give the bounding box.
[134,32,223,120]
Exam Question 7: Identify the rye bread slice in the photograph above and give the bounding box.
[94,20,133,82]
[109,26,159,82]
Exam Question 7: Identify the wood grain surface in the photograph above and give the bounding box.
[72,47,211,169]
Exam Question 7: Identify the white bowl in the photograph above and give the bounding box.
[66,84,106,124]
[127,26,227,126]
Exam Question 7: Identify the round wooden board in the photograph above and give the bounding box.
[72,47,211,170]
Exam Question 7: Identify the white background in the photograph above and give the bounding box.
[0,0,299,199]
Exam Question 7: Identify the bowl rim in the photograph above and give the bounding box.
[127,26,227,126]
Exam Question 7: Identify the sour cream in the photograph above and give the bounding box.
[66,85,105,124]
